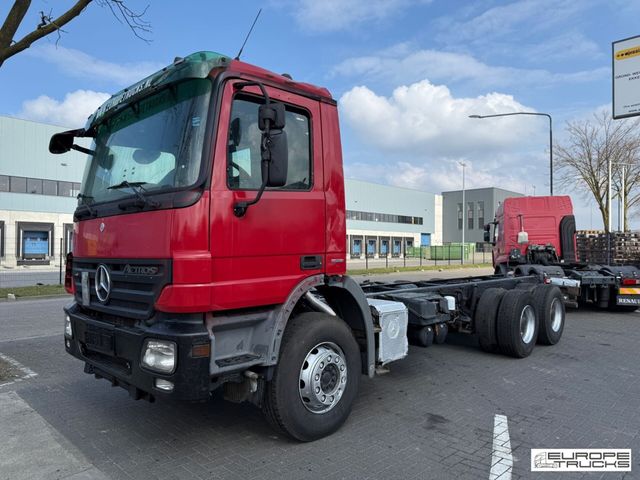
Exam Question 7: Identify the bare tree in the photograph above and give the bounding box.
[555,110,640,231]
[0,0,150,69]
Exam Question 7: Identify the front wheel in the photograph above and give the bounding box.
[262,312,361,441]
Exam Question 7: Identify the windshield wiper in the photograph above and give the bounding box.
[75,193,96,219]
[77,192,94,203]
[108,180,159,208]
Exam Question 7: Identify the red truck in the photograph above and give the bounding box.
[486,195,640,311]
[49,52,638,441]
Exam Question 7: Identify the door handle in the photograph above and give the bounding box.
[300,255,322,270]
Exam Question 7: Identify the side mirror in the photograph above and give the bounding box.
[49,130,77,154]
[232,81,290,217]
[483,230,491,243]
[259,102,285,130]
[49,128,94,156]
[262,129,288,187]
[259,102,288,187]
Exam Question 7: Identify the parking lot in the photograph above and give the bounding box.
[1,271,638,480]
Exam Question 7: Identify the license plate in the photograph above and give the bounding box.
[84,327,115,354]
[616,295,640,306]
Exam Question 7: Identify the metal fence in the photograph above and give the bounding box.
[0,238,66,288]
[0,242,495,288]
[347,243,494,271]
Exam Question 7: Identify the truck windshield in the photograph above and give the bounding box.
[79,78,212,204]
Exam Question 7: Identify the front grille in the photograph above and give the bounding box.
[73,258,171,321]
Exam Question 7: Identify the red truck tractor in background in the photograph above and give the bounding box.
[50,51,640,441]
[486,195,640,311]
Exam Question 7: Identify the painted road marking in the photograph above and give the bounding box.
[490,414,513,480]
[0,352,37,387]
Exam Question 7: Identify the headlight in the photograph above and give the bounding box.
[64,315,73,338]
[141,339,177,374]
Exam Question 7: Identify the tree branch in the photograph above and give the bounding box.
[0,0,31,50]
[0,0,92,65]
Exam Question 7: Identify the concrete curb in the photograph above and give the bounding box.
[0,294,71,303]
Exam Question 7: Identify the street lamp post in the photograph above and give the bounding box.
[469,112,553,195]
[459,161,466,247]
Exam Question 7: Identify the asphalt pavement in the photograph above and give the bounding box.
[1,269,639,480]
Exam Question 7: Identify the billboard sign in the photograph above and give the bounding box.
[613,35,640,119]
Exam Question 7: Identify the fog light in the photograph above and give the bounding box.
[64,315,73,338]
[155,378,174,392]
[65,339,71,348]
[141,339,177,374]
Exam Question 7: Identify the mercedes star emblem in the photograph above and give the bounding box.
[99,222,105,232]
[95,264,112,303]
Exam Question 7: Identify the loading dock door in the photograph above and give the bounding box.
[380,239,389,255]
[366,238,376,256]
[23,231,49,259]
[392,239,401,256]
[353,239,362,256]
[421,233,431,246]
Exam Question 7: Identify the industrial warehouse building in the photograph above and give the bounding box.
[345,179,442,258]
[3,115,520,269]
[441,187,523,244]
[0,116,86,268]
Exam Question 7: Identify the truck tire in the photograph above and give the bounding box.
[532,285,565,345]
[475,288,506,353]
[434,323,448,344]
[496,289,538,358]
[262,312,361,441]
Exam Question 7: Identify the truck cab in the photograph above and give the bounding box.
[488,195,576,272]
[487,195,640,311]
[53,52,378,441]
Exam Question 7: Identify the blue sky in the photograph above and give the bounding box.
[1,0,638,229]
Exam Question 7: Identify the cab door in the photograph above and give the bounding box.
[209,80,325,310]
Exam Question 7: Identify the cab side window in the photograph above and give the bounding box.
[227,96,311,190]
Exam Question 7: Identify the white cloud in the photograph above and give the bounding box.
[332,47,608,89]
[340,80,538,156]
[344,158,533,196]
[18,90,111,127]
[29,44,163,86]
[339,79,553,195]
[281,0,431,33]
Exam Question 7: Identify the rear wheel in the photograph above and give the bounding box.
[533,285,565,345]
[496,289,538,358]
[262,312,361,441]
[475,288,506,353]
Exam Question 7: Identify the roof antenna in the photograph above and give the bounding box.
[235,9,262,61]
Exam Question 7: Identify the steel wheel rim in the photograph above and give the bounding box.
[298,342,347,414]
[550,297,563,332]
[520,304,536,344]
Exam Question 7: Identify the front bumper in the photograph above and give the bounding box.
[64,303,211,401]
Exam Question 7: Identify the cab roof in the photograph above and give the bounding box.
[88,51,334,127]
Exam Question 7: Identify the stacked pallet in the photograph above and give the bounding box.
[576,231,640,265]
